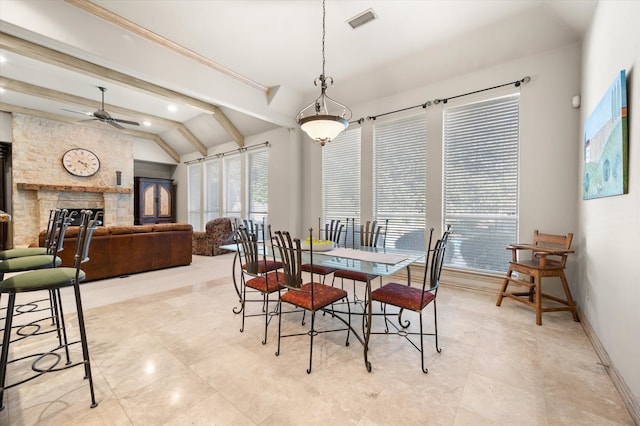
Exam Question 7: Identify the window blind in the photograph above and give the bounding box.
[248,149,269,223]
[224,154,242,218]
[204,158,219,223]
[187,162,202,231]
[322,128,361,229]
[443,94,519,273]
[373,114,427,251]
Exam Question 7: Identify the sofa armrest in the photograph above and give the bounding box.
[192,232,214,256]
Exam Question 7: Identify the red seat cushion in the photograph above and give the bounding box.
[243,259,283,274]
[371,282,435,312]
[246,272,285,293]
[334,269,379,282]
[281,282,347,311]
[300,263,337,276]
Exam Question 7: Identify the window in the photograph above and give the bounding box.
[224,154,242,219]
[322,128,361,228]
[373,114,427,251]
[204,158,219,223]
[443,94,519,273]
[187,162,202,231]
[248,149,268,223]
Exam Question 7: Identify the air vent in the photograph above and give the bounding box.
[347,8,377,29]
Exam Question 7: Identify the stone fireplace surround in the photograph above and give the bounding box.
[14,183,132,247]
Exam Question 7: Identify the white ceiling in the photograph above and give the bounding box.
[0,0,597,159]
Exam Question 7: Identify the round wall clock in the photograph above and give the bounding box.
[62,148,101,177]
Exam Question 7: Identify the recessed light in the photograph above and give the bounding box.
[143,121,151,126]
[0,55,6,63]
[167,105,177,112]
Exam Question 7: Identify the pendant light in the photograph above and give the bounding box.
[296,0,352,146]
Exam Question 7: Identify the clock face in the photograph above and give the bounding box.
[62,148,101,177]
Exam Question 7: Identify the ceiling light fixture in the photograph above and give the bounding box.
[296,0,352,146]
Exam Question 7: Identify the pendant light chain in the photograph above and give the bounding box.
[321,0,326,79]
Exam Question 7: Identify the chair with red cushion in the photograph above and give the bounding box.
[300,218,345,283]
[235,226,284,344]
[371,226,450,373]
[273,229,351,374]
[332,219,388,301]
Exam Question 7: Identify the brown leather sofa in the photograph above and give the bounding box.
[39,223,193,282]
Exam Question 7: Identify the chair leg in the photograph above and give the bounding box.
[52,288,72,365]
[0,293,16,411]
[419,310,427,374]
[240,279,247,333]
[262,293,269,345]
[72,282,98,408]
[559,271,579,322]
[275,301,283,357]
[496,268,512,306]
[307,310,315,374]
[534,272,542,325]
[433,300,441,353]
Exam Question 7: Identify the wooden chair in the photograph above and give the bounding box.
[273,229,351,374]
[300,218,345,283]
[496,230,578,325]
[371,227,449,373]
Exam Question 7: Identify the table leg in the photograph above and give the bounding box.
[363,278,372,372]
[231,252,244,314]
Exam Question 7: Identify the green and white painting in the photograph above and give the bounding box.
[583,70,629,200]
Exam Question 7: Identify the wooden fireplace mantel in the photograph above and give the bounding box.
[17,183,132,194]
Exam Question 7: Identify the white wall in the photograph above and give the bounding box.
[579,0,640,406]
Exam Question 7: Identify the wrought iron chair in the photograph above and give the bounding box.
[273,229,351,374]
[370,226,450,373]
[332,219,388,300]
[0,210,101,410]
[0,209,59,260]
[0,209,75,280]
[301,218,345,283]
[496,230,578,325]
[235,226,285,344]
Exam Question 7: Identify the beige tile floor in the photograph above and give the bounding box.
[0,254,634,425]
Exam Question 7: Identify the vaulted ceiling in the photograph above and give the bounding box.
[0,0,597,162]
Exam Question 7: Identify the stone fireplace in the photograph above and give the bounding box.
[13,183,133,246]
[9,113,135,247]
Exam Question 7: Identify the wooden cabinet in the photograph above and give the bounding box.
[134,177,175,225]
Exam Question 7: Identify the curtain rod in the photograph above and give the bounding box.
[358,76,530,122]
[184,141,270,165]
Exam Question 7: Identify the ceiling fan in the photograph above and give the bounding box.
[63,86,140,129]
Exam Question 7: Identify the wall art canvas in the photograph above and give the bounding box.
[583,69,629,200]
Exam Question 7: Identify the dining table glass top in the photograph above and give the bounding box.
[220,242,426,277]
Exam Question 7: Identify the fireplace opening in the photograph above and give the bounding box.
[66,208,104,226]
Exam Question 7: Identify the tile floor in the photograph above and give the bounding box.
[0,254,634,425]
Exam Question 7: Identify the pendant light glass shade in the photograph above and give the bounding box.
[297,0,352,146]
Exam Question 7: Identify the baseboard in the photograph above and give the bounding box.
[577,308,640,424]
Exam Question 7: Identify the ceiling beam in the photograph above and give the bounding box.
[0,76,207,156]
[0,102,181,162]
[0,31,245,147]
[65,0,270,96]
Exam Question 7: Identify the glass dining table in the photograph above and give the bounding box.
[221,240,427,372]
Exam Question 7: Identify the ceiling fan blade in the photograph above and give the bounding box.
[113,118,140,126]
[78,118,99,123]
[62,108,93,117]
[108,120,125,129]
